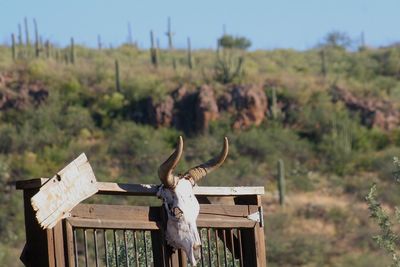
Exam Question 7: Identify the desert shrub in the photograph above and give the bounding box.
[0,124,16,153]
[92,92,126,127]
[373,48,400,78]
[123,75,168,103]
[347,51,379,81]
[365,157,400,267]
[107,121,179,181]
[268,233,332,266]
[356,147,400,181]
[333,252,392,267]
[234,125,312,166]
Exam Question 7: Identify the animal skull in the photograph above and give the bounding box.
[157,136,229,266]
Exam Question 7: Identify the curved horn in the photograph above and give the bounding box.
[158,136,183,188]
[185,137,229,183]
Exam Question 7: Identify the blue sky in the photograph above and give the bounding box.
[0,0,399,50]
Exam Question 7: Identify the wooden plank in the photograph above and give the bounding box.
[194,186,264,196]
[69,204,257,229]
[71,204,161,222]
[178,250,187,266]
[67,217,159,230]
[68,214,254,229]
[197,218,255,228]
[200,204,255,217]
[31,153,98,229]
[169,249,180,267]
[46,228,56,267]
[97,183,264,196]
[64,221,75,267]
[53,222,65,267]
[97,182,158,196]
[17,178,265,197]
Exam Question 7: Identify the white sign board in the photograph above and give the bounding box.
[31,153,98,229]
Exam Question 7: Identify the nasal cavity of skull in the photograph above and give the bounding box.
[171,207,183,219]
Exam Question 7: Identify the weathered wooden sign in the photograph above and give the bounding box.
[31,153,98,229]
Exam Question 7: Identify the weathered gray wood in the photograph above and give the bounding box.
[17,179,264,196]
[98,183,265,196]
[30,153,98,229]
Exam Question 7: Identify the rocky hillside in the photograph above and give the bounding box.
[1,44,400,266]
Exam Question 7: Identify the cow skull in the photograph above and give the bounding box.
[157,136,229,266]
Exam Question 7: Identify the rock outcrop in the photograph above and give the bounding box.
[146,96,174,127]
[195,85,219,132]
[331,85,400,130]
[0,71,49,110]
[143,84,269,132]
[219,85,268,129]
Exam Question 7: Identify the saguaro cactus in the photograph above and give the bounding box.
[165,17,176,69]
[187,37,193,69]
[166,17,174,50]
[45,40,50,58]
[127,22,133,45]
[33,18,40,58]
[97,35,102,50]
[24,17,30,47]
[320,49,327,77]
[271,87,278,119]
[277,159,286,205]
[115,59,121,92]
[18,23,23,46]
[11,34,16,61]
[150,30,158,68]
[70,37,75,64]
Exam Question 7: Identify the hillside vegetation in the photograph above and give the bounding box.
[1,39,400,266]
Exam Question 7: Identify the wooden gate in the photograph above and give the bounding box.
[17,178,266,267]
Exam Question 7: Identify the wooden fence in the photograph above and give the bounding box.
[16,178,266,267]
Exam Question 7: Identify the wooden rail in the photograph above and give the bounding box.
[16,178,267,267]
[16,178,265,196]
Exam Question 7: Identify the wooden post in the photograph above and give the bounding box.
[21,188,54,267]
[234,195,267,267]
